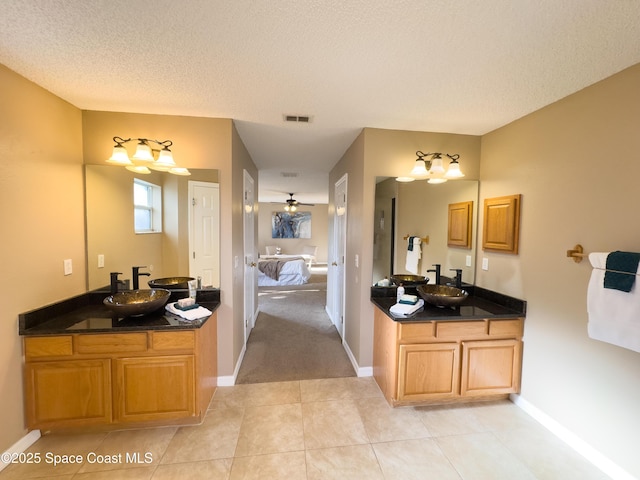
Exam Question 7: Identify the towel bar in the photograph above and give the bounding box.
[567,244,640,276]
[403,234,429,244]
[566,244,588,263]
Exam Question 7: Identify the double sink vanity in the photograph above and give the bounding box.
[18,284,219,432]
[371,280,526,407]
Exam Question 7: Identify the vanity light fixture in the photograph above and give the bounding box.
[106,136,190,176]
[397,151,464,183]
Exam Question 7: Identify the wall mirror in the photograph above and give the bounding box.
[373,178,479,285]
[85,165,220,291]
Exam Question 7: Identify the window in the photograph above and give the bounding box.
[134,179,162,233]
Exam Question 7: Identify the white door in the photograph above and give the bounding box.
[243,170,256,343]
[189,182,219,287]
[331,174,347,338]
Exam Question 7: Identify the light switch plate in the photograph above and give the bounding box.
[482,257,489,271]
[466,255,472,267]
[98,254,104,268]
[64,259,73,275]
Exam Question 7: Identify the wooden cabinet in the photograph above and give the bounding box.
[373,306,523,406]
[25,359,111,428]
[23,312,217,430]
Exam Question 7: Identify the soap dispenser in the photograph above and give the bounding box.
[396,283,405,303]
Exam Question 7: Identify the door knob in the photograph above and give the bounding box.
[331,261,338,266]
[250,262,257,267]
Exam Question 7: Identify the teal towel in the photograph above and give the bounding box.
[604,251,640,292]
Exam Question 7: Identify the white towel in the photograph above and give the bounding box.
[390,299,424,317]
[166,302,213,321]
[587,252,640,353]
[405,237,422,274]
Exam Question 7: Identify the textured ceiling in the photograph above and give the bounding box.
[2,1,640,203]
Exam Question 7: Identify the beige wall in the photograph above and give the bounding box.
[479,63,640,477]
[257,203,329,263]
[0,65,85,451]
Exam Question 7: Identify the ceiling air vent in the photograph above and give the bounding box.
[280,172,299,178]
[283,114,313,123]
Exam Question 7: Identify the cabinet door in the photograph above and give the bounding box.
[25,359,111,429]
[398,343,460,402]
[114,355,195,423]
[460,339,521,396]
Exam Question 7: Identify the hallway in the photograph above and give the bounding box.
[236,266,355,384]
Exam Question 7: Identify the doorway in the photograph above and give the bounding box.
[188,181,220,287]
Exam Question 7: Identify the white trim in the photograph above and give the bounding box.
[0,430,41,472]
[217,342,247,387]
[342,340,373,377]
[510,394,635,480]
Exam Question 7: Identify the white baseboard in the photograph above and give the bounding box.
[217,343,246,387]
[510,394,636,480]
[342,339,373,377]
[0,430,41,472]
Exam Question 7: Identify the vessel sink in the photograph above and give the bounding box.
[103,289,171,317]
[390,274,429,286]
[416,284,469,307]
[148,277,195,289]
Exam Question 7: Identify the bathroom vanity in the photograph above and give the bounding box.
[19,289,219,431]
[371,286,525,407]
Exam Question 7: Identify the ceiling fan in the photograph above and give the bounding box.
[275,193,315,212]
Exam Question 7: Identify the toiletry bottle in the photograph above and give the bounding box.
[188,280,197,301]
[396,283,405,303]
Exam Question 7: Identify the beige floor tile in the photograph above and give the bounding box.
[372,438,462,480]
[210,381,301,408]
[494,424,610,480]
[161,406,244,464]
[415,403,489,437]
[73,466,156,479]
[302,399,369,449]
[151,459,232,480]
[436,432,537,480]
[355,396,431,443]
[229,451,307,480]
[469,400,540,432]
[234,403,304,457]
[76,427,177,473]
[300,376,383,403]
[0,431,107,479]
[305,444,384,480]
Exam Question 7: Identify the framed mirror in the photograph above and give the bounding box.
[85,165,220,291]
[373,178,479,285]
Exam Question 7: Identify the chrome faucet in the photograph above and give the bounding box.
[450,268,463,289]
[132,266,151,290]
[427,264,441,285]
[110,272,122,294]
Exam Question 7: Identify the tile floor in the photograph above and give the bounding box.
[0,377,610,479]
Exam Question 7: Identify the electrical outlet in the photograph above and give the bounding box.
[98,254,104,268]
[466,255,472,267]
[482,257,489,271]
[63,259,73,275]
[355,254,359,268]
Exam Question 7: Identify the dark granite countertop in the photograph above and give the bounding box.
[371,284,526,322]
[19,288,220,336]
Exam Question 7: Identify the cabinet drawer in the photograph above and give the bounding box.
[151,331,195,351]
[489,319,523,337]
[398,322,435,342]
[25,336,73,359]
[436,321,487,339]
[75,333,147,354]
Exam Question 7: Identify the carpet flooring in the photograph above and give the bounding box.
[235,269,356,384]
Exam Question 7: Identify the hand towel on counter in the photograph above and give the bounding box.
[166,302,213,321]
[604,251,640,292]
[390,299,424,317]
[587,252,640,353]
[405,237,422,274]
